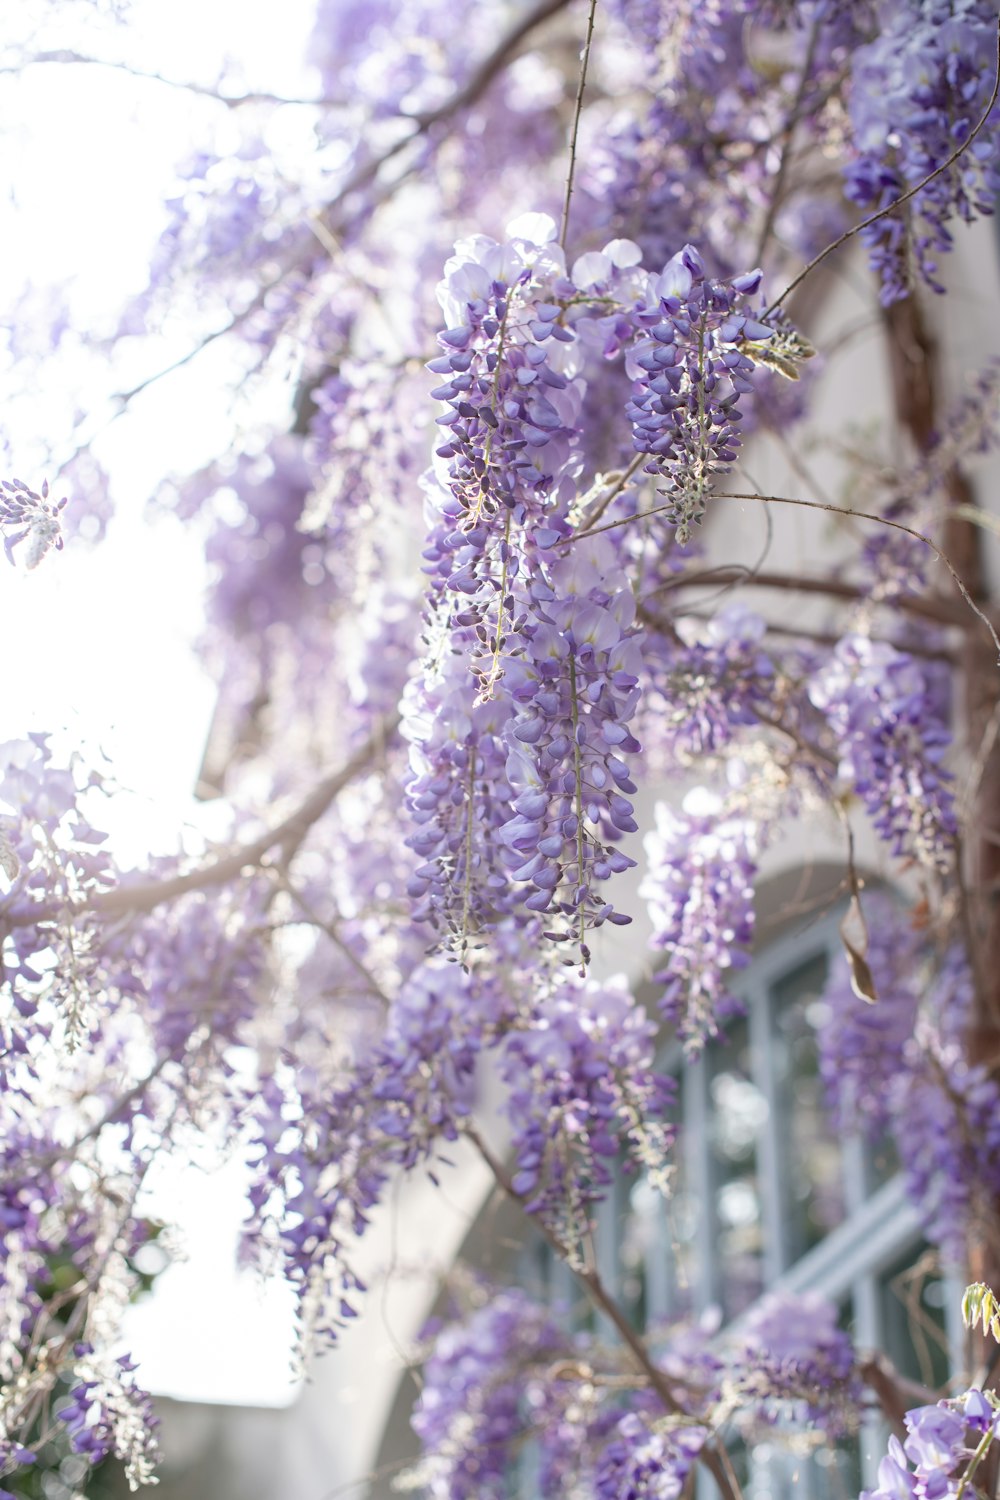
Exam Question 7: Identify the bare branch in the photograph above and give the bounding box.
[90,713,400,917]
[649,563,971,628]
[573,491,1000,659]
[96,0,574,420]
[559,0,599,250]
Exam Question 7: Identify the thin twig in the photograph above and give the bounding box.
[648,564,970,627]
[94,714,400,916]
[764,19,1000,315]
[573,491,1000,658]
[96,0,574,422]
[752,14,823,265]
[0,716,400,930]
[560,0,599,250]
[276,875,393,1009]
[3,49,349,108]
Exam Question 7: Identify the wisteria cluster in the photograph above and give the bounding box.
[497,539,645,953]
[55,1348,160,1490]
[0,737,116,1051]
[817,901,1000,1258]
[626,247,771,542]
[639,604,775,766]
[641,791,757,1051]
[844,0,1000,302]
[407,1289,566,1500]
[243,960,500,1344]
[732,1291,862,1439]
[593,1411,706,1500]
[408,1285,861,1498]
[5,0,1000,1493]
[499,977,673,1259]
[863,1389,1000,1500]
[808,636,957,872]
[0,478,66,569]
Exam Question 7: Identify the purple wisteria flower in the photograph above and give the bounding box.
[409,1288,565,1500]
[57,1349,160,1489]
[0,478,66,569]
[863,1390,1000,1500]
[0,737,117,1054]
[732,1290,861,1438]
[403,652,519,950]
[243,960,501,1346]
[817,903,1000,1258]
[808,636,957,871]
[641,789,757,1052]
[595,1411,706,1500]
[844,0,1000,302]
[639,604,775,766]
[498,536,643,956]
[626,246,771,543]
[499,976,674,1258]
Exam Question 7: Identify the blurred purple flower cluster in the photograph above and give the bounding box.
[863,1389,1000,1500]
[499,977,673,1254]
[844,0,1000,302]
[641,792,757,1051]
[808,636,957,871]
[818,902,1000,1257]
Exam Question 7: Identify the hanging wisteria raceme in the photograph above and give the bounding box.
[844,0,1000,303]
[55,1350,160,1491]
[817,904,1000,1259]
[424,213,651,696]
[498,536,644,956]
[593,1412,706,1500]
[808,636,957,872]
[626,246,771,543]
[0,738,117,1054]
[641,790,757,1052]
[242,959,508,1348]
[406,221,661,957]
[731,1290,862,1440]
[407,1288,567,1500]
[862,1388,1000,1500]
[0,479,66,569]
[498,976,673,1261]
[402,647,520,949]
[638,604,776,767]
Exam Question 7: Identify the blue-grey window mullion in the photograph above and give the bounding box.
[748,971,786,1282]
[594,1167,621,1340]
[842,1134,869,1216]
[942,1266,968,1377]
[644,1185,673,1323]
[685,1053,721,1312]
[551,1247,576,1325]
[854,1270,885,1490]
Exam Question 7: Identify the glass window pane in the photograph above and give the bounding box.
[709,1018,766,1318]
[771,953,846,1260]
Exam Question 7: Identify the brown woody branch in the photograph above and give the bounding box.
[102,0,573,419]
[647,564,971,629]
[92,713,400,917]
[466,1126,746,1500]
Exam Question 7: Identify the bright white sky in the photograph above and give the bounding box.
[1,0,322,1406]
